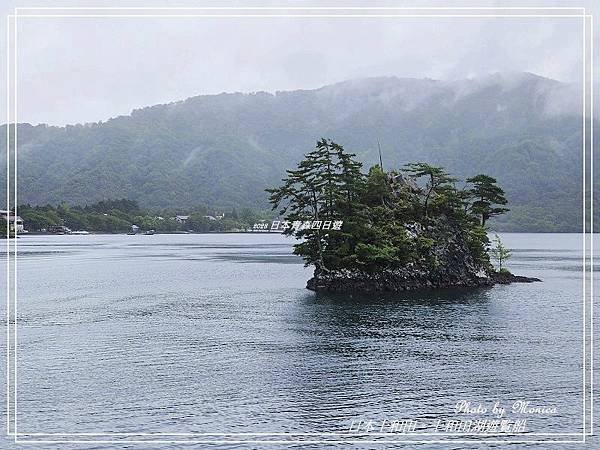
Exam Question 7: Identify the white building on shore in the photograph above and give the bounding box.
[1,210,24,232]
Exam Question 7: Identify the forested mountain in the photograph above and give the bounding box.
[1,72,596,231]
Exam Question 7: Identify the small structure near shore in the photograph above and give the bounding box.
[48,225,72,235]
[1,210,24,233]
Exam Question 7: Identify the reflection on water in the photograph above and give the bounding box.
[0,233,594,447]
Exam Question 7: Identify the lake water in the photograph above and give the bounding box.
[1,233,595,448]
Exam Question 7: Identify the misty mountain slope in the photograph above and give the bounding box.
[1,72,595,231]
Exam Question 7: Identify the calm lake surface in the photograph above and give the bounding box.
[1,233,595,447]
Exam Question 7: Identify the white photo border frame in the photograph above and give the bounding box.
[4,5,595,445]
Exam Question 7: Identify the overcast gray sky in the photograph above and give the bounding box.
[2,0,597,125]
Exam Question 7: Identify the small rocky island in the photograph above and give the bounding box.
[268,139,540,293]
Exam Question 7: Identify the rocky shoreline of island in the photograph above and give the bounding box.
[306,269,541,293]
[306,271,542,293]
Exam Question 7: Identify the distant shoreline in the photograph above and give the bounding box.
[10,231,598,237]
[15,230,286,236]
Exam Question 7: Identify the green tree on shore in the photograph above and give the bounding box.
[466,174,509,226]
[266,139,365,271]
[490,233,512,272]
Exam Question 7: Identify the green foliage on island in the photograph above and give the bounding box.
[17,199,270,233]
[267,139,509,273]
[490,233,512,271]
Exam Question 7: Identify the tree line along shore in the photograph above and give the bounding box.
[11,199,273,234]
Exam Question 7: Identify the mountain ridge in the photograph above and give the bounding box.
[2,71,596,231]
[3,71,572,129]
